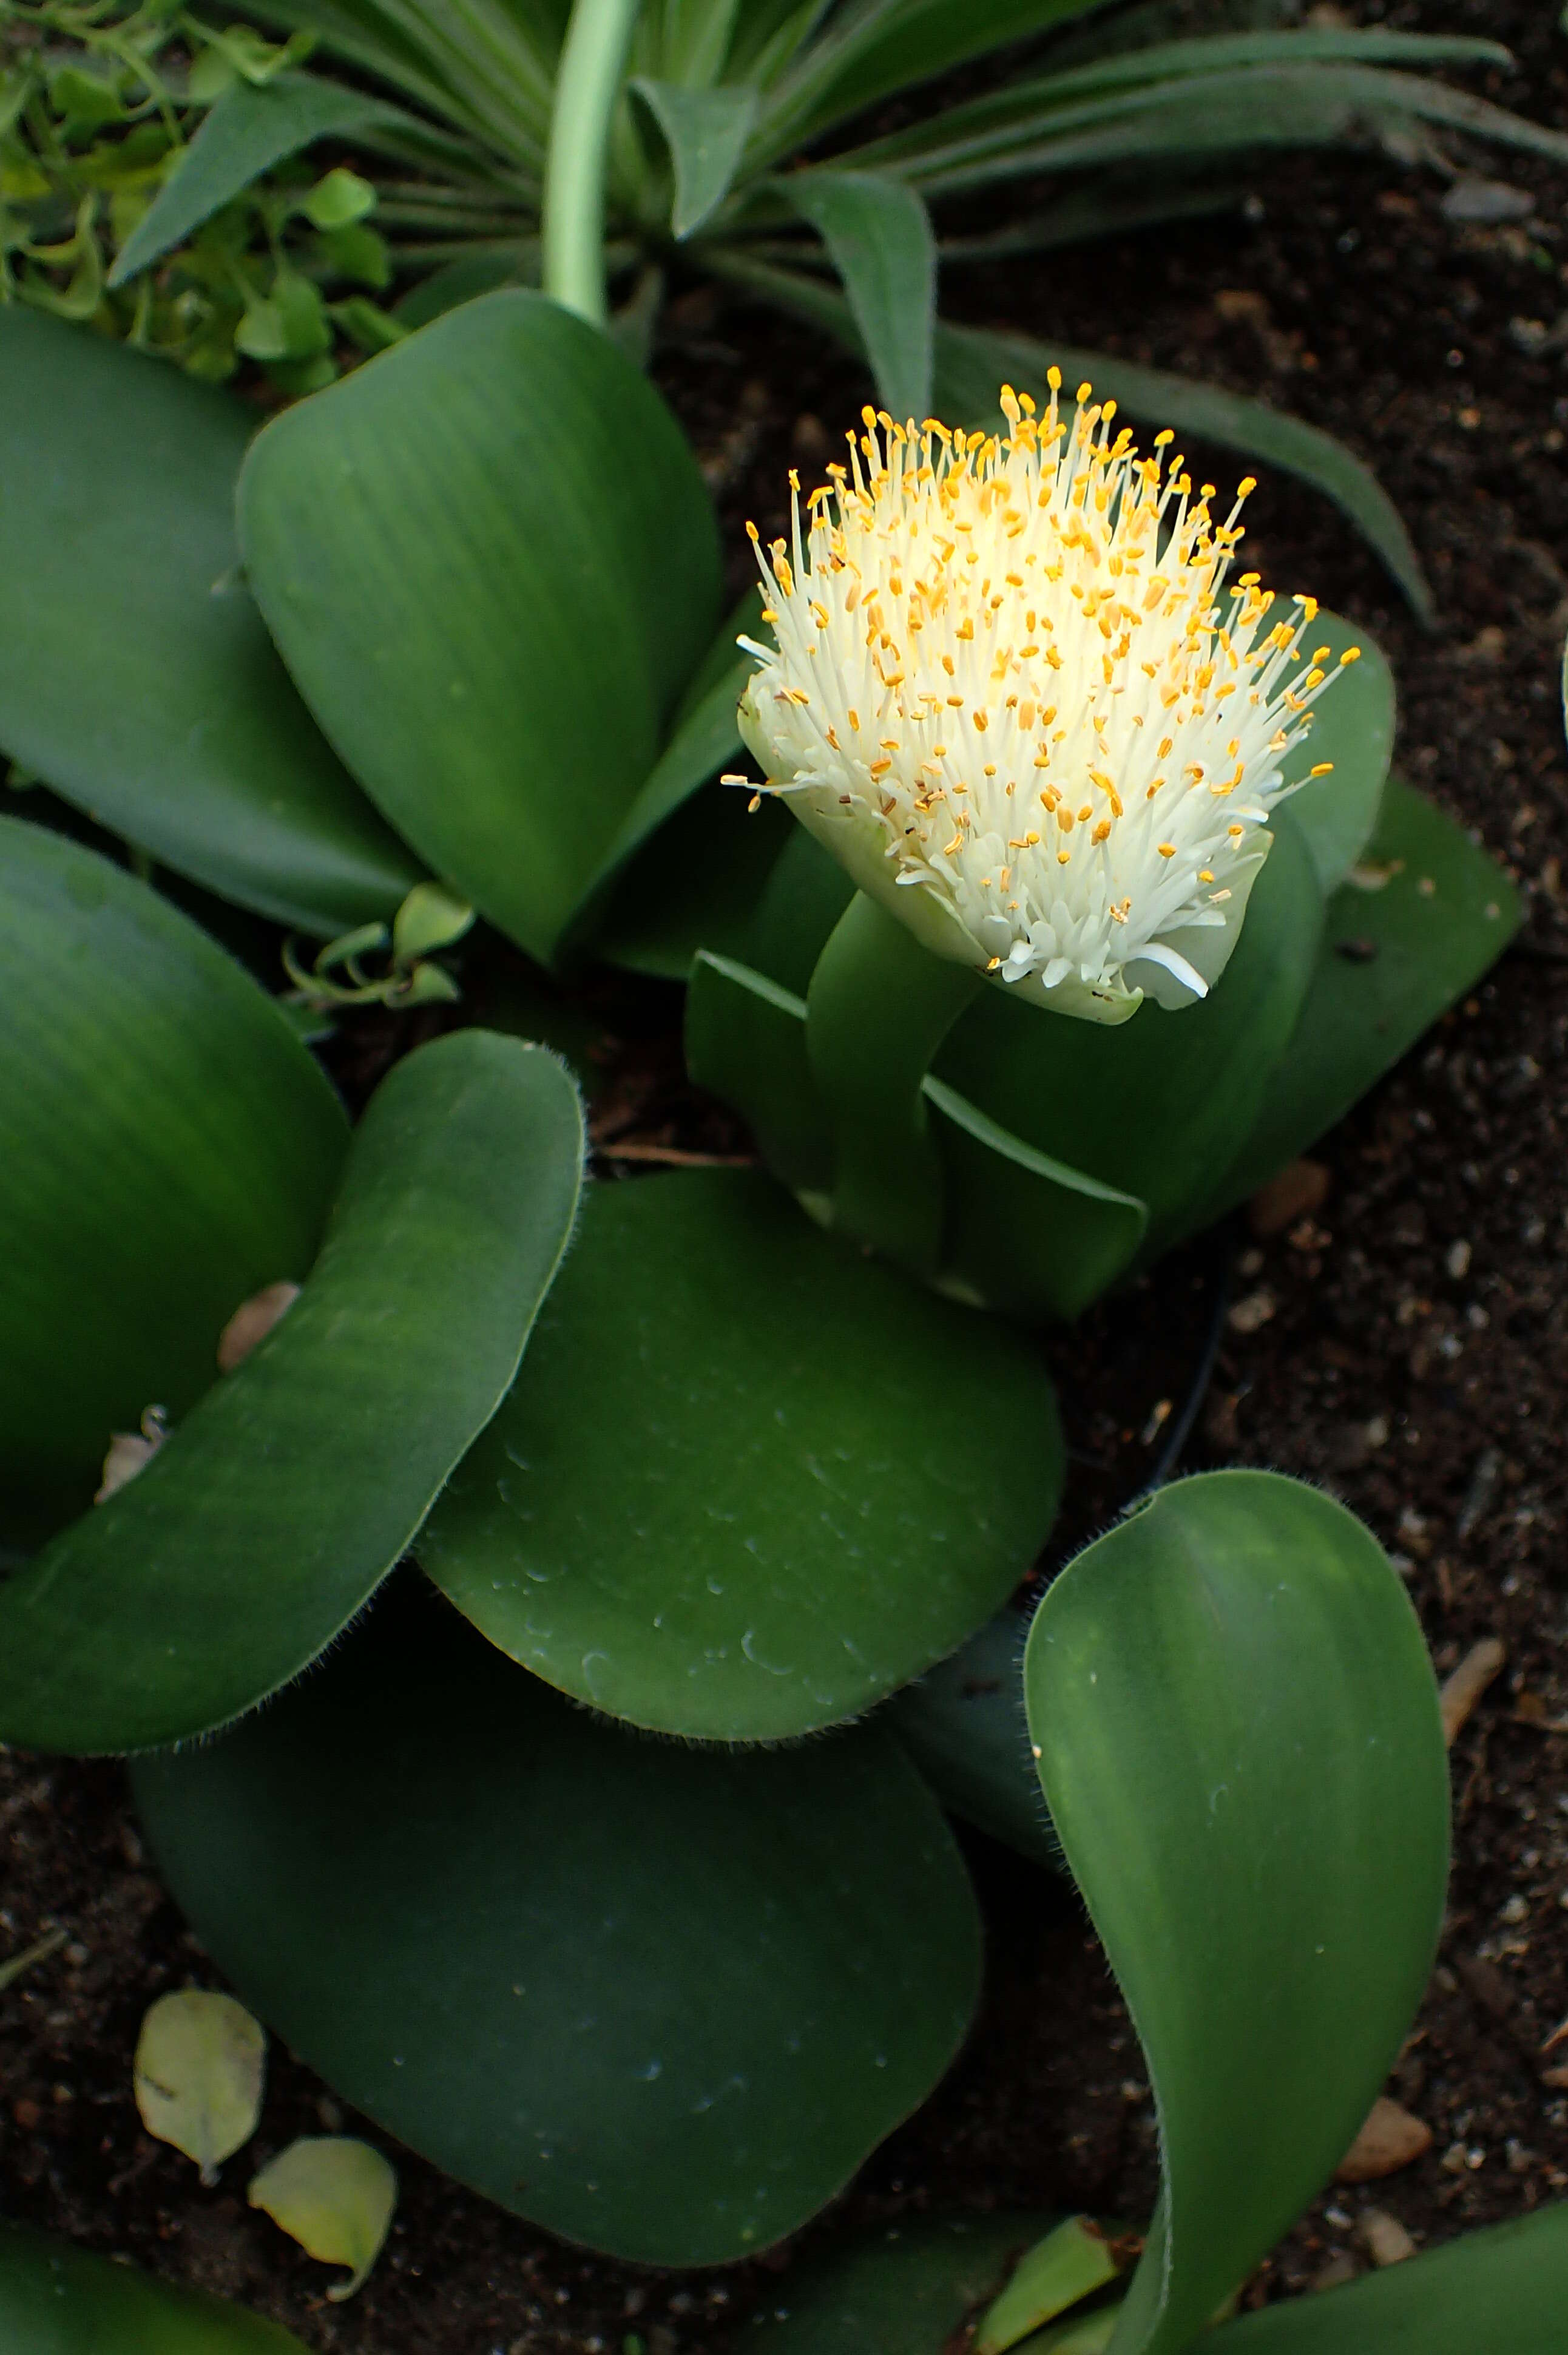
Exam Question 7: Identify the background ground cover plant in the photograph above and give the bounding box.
[3,0,1563,2345]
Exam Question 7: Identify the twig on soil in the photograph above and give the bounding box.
[0,1925,67,1993]
[1440,1638,1507,1747]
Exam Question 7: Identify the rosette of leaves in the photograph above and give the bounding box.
[0,0,405,388]
[100,0,1568,611]
[743,1474,1568,2354]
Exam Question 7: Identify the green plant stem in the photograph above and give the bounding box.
[805,888,982,1275]
[541,0,644,325]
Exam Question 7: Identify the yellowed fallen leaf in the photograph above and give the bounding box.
[133,1988,265,2183]
[248,2136,396,2300]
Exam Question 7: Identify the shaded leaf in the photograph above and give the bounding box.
[0,310,422,933]
[421,1168,1063,1740]
[248,2138,396,2300]
[978,2217,1126,2352]
[786,171,936,422]
[0,2221,306,2353]
[0,1031,584,1752]
[132,1585,983,2266]
[134,1989,266,2183]
[110,74,412,285]
[746,2213,1056,2353]
[631,76,759,237]
[890,1608,1056,1867]
[1026,1472,1449,2355]
[240,290,721,967]
[0,819,348,1540]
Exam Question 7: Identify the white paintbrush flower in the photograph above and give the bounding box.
[732,378,1357,1024]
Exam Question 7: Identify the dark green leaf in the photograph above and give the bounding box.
[0,818,347,1540]
[930,319,1434,623]
[785,171,936,421]
[1270,612,1392,894]
[891,1607,1056,1866]
[132,1585,983,2266]
[1209,2202,1568,2355]
[109,73,413,286]
[240,291,723,967]
[421,1168,1063,1741]
[0,2222,305,2354]
[934,807,1323,1259]
[0,1031,584,1752]
[591,786,794,977]
[0,309,422,934]
[1026,1472,1450,2355]
[1208,778,1520,1218]
[631,76,759,236]
[747,2214,1057,2353]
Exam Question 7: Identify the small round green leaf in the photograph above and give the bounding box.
[247,2138,396,2300]
[421,1168,1063,1741]
[0,1030,584,1752]
[132,1587,983,2267]
[0,818,349,1536]
[1025,1472,1450,2355]
[0,2222,305,2354]
[0,309,421,933]
[238,291,722,966]
[134,1989,266,2182]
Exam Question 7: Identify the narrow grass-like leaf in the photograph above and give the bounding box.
[631,76,759,234]
[785,171,935,420]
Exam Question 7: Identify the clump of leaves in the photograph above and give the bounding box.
[0,0,402,386]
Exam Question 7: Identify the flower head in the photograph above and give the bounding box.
[735,378,1356,1023]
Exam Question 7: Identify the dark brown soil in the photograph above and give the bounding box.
[4,2,1567,2347]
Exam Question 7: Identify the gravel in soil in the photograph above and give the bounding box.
[5,4,1568,2345]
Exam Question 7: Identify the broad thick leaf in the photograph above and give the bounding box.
[1208,778,1520,1218]
[1269,612,1392,893]
[748,2214,1056,2353]
[132,1585,983,2266]
[134,1990,266,2181]
[930,319,1433,623]
[239,290,722,967]
[110,73,414,283]
[1026,1472,1450,2355]
[0,2223,305,2354]
[0,310,421,932]
[248,2139,396,2300]
[785,171,936,421]
[0,1031,584,1752]
[1210,2202,1568,2355]
[421,1167,1062,1740]
[934,806,1323,1259]
[592,785,794,975]
[0,818,348,1538]
[631,76,759,235]
[891,1607,1056,1866]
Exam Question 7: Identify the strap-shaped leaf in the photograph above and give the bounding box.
[1208,2202,1568,2355]
[0,311,422,933]
[630,76,759,235]
[132,1583,983,2266]
[0,818,348,1538]
[0,1031,584,1753]
[420,1167,1063,1740]
[785,170,936,422]
[1025,1473,1450,2355]
[110,73,414,285]
[0,2221,305,2353]
[239,290,721,967]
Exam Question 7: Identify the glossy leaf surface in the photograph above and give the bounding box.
[0,2223,303,2354]
[132,1587,983,2266]
[935,808,1323,1258]
[240,291,721,966]
[0,1032,583,1752]
[1026,1473,1449,2355]
[786,171,936,422]
[1210,2201,1568,2354]
[110,73,411,283]
[0,310,421,932]
[747,2214,1055,2353]
[422,1168,1062,1740]
[1209,777,1520,1215]
[0,819,347,1536]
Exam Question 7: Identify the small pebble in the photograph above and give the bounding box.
[1356,2210,1418,2268]
[1228,1289,1276,1335]
[1445,1239,1472,1279]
